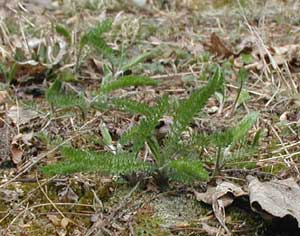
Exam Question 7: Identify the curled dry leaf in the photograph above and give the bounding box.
[194,181,247,235]
[235,35,300,72]
[247,175,300,227]
[204,33,235,59]
[10,132,34,165]
[10,145,23,165]
[236,35,257,55]
[5,37,68,84]
[194,181,247,206]
[154,116,173,141]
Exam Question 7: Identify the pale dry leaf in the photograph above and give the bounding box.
[194,181,247,235]
[0,91,8,104]
[236,35,257,55]
[7,106,39,125]
[247,175,300,227]
[56,229,67,236]
[47,214,61,226]
[154,116,173,141]
[10,132,34,165]
[132,0,147,7]
[61,217,70,229]
[22,132,34,145]
[194,181,247,207]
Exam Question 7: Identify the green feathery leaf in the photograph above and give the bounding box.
[168,159,209,183]
[231,112,259,145]
[211,112,259,147]
[42,147,151,175]
[80,20,113,58]
[121,51,155,72]
[161,67,223,161]
[46,79,87,109]
[174,66,223,132]
[111,98,153,116]
[101,75,158,94]
[120,95,169,152]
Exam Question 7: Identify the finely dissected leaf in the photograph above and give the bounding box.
[211,112,259,147]
[101,75,158,93]
[161,67,223,160]
[237,89,250,105]
[80,19,113,58]
[231,112,259,144]
[121,51,155,72]
[225,146,257,168]
[0,62,16,83]
[174,66,223,131]
[42,147,151,175]
[46,79,86,109]
[168,159,209,183]
[120,95,169,151]
[111,98,153,116]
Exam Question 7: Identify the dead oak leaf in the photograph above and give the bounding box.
[204,33,235,59]
[247,175,300,227]
[194,181,247,235]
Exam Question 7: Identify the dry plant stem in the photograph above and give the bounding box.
[36,172,65,218]
[7,203,93,231]
[269,123,300,176]
[0,20,14,51]
[35,172,84,229]
[0,176,57,224]
[238,0,297,96]
[0,116,99,189]
[108,181,140,218]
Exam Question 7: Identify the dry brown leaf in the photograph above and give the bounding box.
[9,132,33,166]
[47,214,61,227]
[247,175,300,227]
[10,145,23,165]
[194,181,247,235]
[194,181,247,206]
[204,33,234,59]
